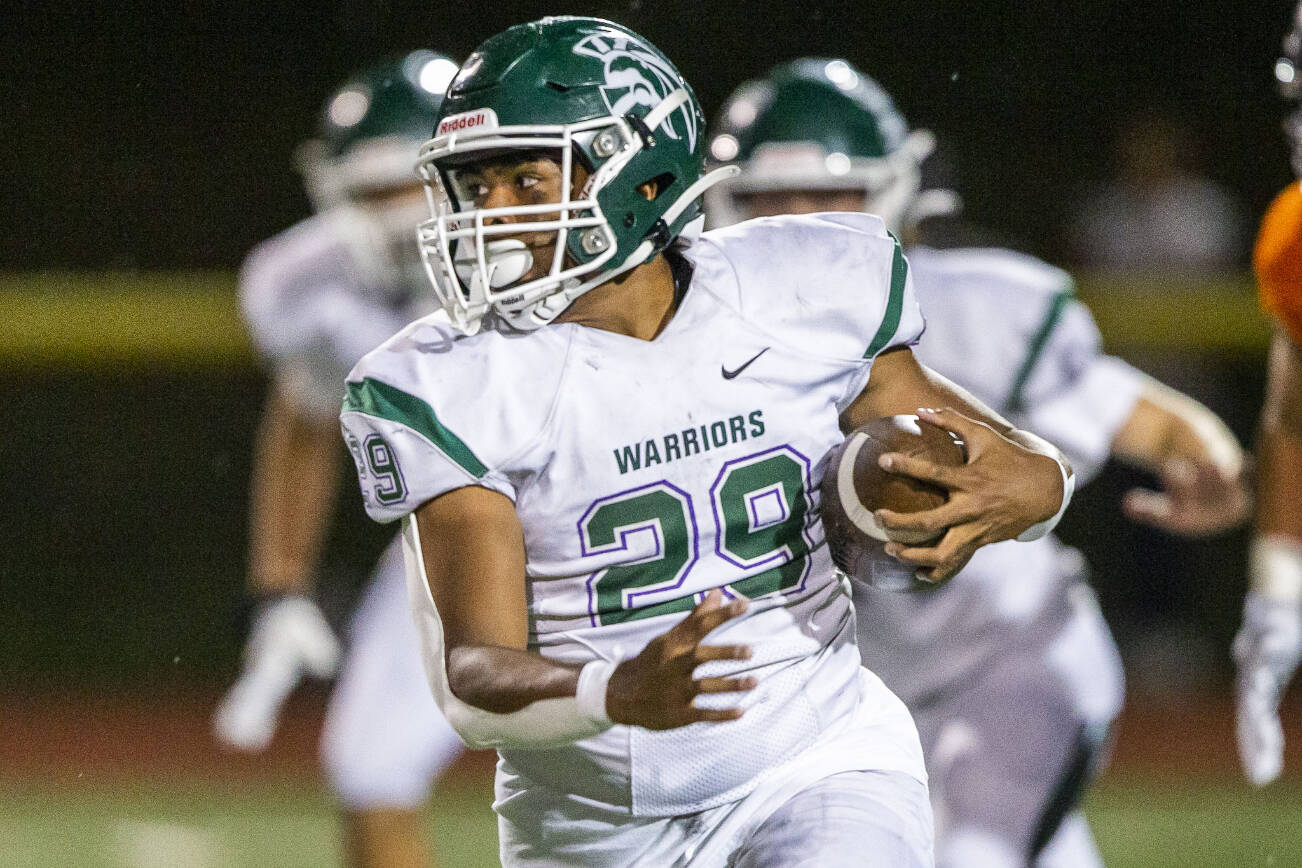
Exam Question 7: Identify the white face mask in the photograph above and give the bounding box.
[413,90,737,335]
[1285,107,1302,179]
[330,199,431,297]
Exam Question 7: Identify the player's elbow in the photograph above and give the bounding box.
[441,705,500,751]
[1172,400,1243,475]
[1118,384,1240,474]
[445,646,523,714]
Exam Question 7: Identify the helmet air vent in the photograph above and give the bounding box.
[642,172,676,199]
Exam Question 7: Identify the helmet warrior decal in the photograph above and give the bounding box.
[574,33,700,154]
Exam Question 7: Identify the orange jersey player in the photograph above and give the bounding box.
[1233,1,1302,788]
[1256,181,1302,344]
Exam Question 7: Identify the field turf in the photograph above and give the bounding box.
[2,775,1300,867]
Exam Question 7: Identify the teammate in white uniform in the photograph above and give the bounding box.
[339,18,1078,868]
[211,51,466,868]
[707,59,1250,868]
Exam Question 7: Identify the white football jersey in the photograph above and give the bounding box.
[856,245,1146,704]
[340,213,927,817]
[240,211,433,412]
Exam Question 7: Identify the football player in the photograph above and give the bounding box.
[706,59,1249,868]
[1234,0,1302,789]
[211,51,465,868]
[340,17,1078,867]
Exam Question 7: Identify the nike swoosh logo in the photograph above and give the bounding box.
[721,347,770,380]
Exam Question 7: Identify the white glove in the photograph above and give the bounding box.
[1232,591,1302,786]
[212,595,342,751]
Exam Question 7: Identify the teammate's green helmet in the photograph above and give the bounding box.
[1278,2,1302,176]
[298,50,460,209]
[706,58,944,233]
[415,16,736,334]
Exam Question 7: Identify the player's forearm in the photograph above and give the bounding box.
[1112,381,1242,476]
[1250,331,1302,598]
[247,386,342,595]
[1255,330,1302,552]
[851,347,1011,437]
[446,645,584,713]
[851,349,1072,531]
[1263,329,1302,442]
[912,371,1075,533]
[410,489,582,714]
[908,361,1074,487]
[1257,428,1302,545]
[405,498,618,749]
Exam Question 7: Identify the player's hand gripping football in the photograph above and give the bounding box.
[605,589,757,730]
[872,407,1066,583]
[1122,458,1251,537]
[212,595,341,751]
[1233,591,1302,786]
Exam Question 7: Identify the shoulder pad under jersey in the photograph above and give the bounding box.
[691,212,924,363]
[340,315,569,522]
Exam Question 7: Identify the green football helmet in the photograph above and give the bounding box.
[1278,2,1302,176]
[706,58,950,233]
[415,16,737,333]
[297,50,461,291]
[299,50,460,208]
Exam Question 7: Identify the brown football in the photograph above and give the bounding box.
[820,414,966,587]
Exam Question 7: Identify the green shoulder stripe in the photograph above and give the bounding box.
[1006,282,1075,413]
[342,377,488,479]
[863,233,910,359]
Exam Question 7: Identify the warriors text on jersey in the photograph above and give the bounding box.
[340,213,926,818]
[1256,182,1302,344]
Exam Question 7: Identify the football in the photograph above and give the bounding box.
[820,414,966,589]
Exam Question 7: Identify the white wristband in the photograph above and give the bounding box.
[1250,536,1302,603]
[575,659,617,727]
[1016,456,1075,542]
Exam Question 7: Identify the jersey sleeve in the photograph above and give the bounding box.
[1255,182,1302,344]
[699,212,925,410]
[339,332,518,524]
[1011,297,1146,483]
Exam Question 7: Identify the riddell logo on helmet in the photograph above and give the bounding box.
[436,109,499,136]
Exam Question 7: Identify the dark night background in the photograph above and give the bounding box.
[4,0,1297,269]
[3,7,1301,865]
[1,1,1295,689]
